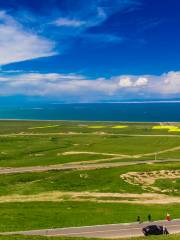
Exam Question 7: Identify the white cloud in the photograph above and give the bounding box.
[0,11,56,65]
[118,76,148,88]
[161,71,180,94]
[135,77,148,86]
[118,77,133,87]
[0,1,140,65]
[54,18,86,27]
[0,71,179,100]
[52,0,138,44]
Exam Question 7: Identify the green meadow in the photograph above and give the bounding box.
[0,162,180,196]
[0,121,179,239]
[0,132,179,167]
[0,202,179,232]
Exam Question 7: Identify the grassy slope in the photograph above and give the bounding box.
[0,121,179,167]
[0,134,179,167]
[0,201,179,232]
[0,121,179,235]
[0,162,179,196]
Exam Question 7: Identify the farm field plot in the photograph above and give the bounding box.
[0,121,179,238]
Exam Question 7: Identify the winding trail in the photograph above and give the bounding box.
[61,145,180,163]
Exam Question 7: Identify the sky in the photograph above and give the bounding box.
[0,0,180,103]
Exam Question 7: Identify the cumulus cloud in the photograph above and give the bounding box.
[118,76,148,88]
[161,71,180,94]
[0,11,56,65]
[118,77,133,87]
[0,71,179,101]
[135,77,148,86]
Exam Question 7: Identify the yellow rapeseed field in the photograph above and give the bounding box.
[152,125,180,132]
[111,125,128,129]
[29,125,59,129]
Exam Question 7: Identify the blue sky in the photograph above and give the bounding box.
[0,0,180,103]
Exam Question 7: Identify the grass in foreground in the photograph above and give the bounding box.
[0,201,179,232]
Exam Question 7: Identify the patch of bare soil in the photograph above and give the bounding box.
[0,191,180,204]
[34,153,44,157]
[121,170,180,192]
[61,151,121,156]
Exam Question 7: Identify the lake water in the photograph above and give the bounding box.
[0,102,179,122]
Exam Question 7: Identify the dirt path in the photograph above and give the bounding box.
[59,145,180,165]
[62,151,124,157]
[133,146,180,158]
[65,146,180,159]
[0,158,179,175]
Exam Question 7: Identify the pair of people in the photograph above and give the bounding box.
[137,214,151,223]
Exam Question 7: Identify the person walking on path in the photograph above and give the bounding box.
[148,214,151,222]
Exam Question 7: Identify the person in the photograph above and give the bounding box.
[166,213,171,221]
[148,214,151,222]
[137,216,141,223]
[163,225,169,235]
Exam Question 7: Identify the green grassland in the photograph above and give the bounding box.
[0,120,179,134]
[157,150,180,160]
[154,178,180,195]
[0,131,179,167]
[0,121,167,133]
[0,121,179,237]
[0,202,179,232]
[0,162,180,196]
